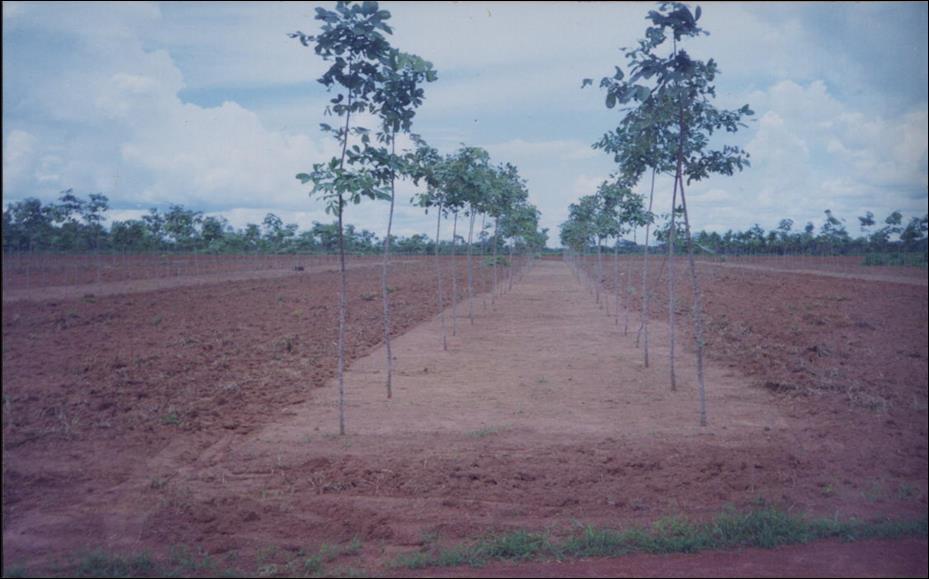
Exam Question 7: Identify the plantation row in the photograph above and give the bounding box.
[286,0,554,431]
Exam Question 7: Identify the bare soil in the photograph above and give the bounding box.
[1,256,405,304]
[2,258,926,576]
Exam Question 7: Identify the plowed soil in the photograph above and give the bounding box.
[2,257,926,577]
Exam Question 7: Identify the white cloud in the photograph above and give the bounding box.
[3,2,926,248]
[2,129,38,192]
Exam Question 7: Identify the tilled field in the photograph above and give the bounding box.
[1,256,926,576]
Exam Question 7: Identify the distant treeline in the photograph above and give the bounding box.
[580,208,927,257]
[2,190,500,255]
[661,209,928,256]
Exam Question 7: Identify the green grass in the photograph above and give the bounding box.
[482,255,510,267]
[390,507,929,570]
[6,510,924,577]
[72,550,156,577]
[467,426,505,439]
[862,252,928,268]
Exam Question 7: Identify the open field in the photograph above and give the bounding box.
[2,257,926,576]
[1,253,386,293]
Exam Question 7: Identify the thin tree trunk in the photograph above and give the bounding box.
[508,242,514,291]
[625,228,634,336]
[595,238,603,307]
[466,206,476,324]
[381,134,396,398]
[335,87,353,436]
[668,159,682,391]
[451,211,459,336]
[492,219,499,305]
[642,167,656,368]
[434,202,447,351]
[678,173,707,425]
[480,213,488,311]
[612,237,619,324]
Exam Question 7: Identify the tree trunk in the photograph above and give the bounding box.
[451,211,459,336]
[668,156,682,392]
[480,213,488,311]
[508,242,514,292]
[625,229,634,336]
[466,206,476,324]
[335,88,353,436]
[492,219,499,305]
[434,202,447,351]
[595,237,603,307]
[381,134,396,398]
[613,237,620,324]
[678,173,707,425]
[642,167,656,368]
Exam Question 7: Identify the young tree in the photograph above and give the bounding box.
[408,137,451,351]
[370,49,437,398]
[588,2,751,424]
[588,70,675,369]
[292,0,394,435]
[443,146,492,324]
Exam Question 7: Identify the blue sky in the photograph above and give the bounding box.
[3,1,927,245]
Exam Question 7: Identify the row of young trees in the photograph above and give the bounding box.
[2,192,528,255]
[292,1,545,433]
[565,2,753,426]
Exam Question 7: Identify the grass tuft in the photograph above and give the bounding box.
[390,507,929,571]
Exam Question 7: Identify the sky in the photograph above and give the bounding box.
[3,1,928,246]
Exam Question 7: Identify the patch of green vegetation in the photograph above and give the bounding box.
[160,411,181,426]
[168,545,214,574]
[73,550,155,577]
[287,537,364,578]
[467,426,504,439]
[862,252,928,268]
[2,566,29,578]
[482,255,510,267]
[389,507,929,570]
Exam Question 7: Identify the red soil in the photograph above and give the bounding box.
[1,256,925,577]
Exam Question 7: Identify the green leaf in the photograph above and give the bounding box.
[606,93,616,109]
[695,5,702,21]
[581,78,593,88]
[296,173,312,184]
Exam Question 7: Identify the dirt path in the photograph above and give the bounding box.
[258,259,783,438]
[0,259,415,303]
[697,259,928,286]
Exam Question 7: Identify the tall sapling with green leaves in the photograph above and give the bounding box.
[291,0,394,435]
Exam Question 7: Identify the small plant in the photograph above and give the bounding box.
[170,544,214,573]
[896,483,920,500]
[149,477,168,490]
[467,426,504,438]
[863,481,887,503]
[161,410,181,426]
[482,255,510,267]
